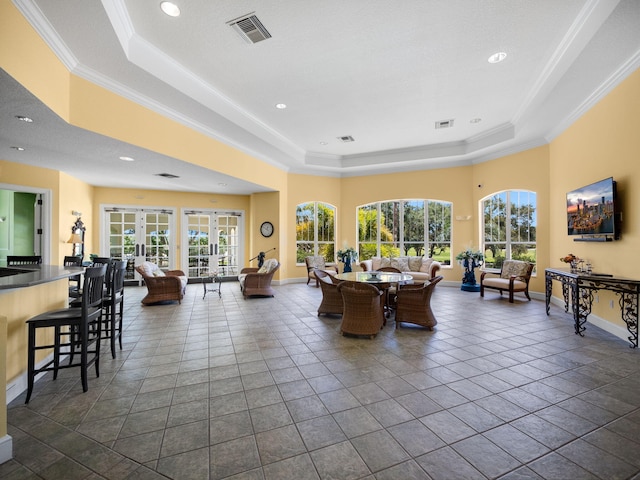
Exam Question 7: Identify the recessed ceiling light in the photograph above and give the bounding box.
[15,115,33,123]
[11,146,25,151]
[488,52,507,64]
[218,183,227,187]
[160,1,180,17]
[470,118,482,124]
[319,141,328,145]
[275,103,287,109]
[119,156,135,162]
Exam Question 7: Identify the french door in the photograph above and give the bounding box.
[182,209,243,279]
[104,207,175,282]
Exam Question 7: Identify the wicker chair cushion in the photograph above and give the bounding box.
[139,261,159,277]
[258,258,278,274]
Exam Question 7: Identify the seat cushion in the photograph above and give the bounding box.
[482,278,527,291]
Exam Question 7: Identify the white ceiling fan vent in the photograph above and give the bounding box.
[435,119,455,129]
[229,14,272,44]
[337,135,355,143]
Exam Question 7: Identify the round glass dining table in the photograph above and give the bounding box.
[335,271,413,284]
[335,271,413,319]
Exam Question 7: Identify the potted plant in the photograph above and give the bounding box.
[337,247,358,273]
[456,248,484,292]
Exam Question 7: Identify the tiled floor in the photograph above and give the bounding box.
[2,280,640,480]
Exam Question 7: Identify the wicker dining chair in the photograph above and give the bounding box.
[337,281,384,338]
[305,256,338,287]
[395,275,443,330]
[314,269,343,316]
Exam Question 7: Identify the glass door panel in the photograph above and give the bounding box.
[183,210,242,280]
[105,208,175,282]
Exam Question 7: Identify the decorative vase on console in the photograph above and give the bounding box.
[337,247,358,273]
[560,253,580,273]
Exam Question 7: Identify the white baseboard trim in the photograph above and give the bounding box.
[6,353,57,404]
[0,434,12,464]
[549,295,630,343]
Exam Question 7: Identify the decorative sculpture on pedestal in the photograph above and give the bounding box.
[337,247,358,273]
[456,248,484,292]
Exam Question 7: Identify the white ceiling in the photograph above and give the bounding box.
[1,0,639,194]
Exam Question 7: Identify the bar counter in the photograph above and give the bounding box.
[0,265,84,290]
[1,265,84,404]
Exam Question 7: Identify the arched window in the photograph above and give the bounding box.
[357,199,452,264]
[482,190,537,269]
[296,202,336,263]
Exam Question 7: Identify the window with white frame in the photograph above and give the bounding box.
[482,190,537,270]
[296,202,336,263]
[357,199,452,264]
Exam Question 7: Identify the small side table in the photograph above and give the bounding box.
[202,274,222,299]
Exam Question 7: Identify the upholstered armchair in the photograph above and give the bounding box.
[395,276,443,330]
[480,260,534,303]
[305,256,338,286]
[135,261,187,305]
[314,269,343,316]
[238,258,280,298]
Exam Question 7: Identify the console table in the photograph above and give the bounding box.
[545,268,639,348]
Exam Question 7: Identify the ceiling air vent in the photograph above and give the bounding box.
[337,135,355,143]
[435,119,455,129]
[155,173,180,179]
[229,14,271,44]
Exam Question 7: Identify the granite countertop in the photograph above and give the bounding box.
[0,265,84,290]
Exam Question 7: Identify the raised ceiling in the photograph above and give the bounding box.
[1,0,639,194]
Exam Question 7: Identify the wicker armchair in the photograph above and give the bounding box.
[395,275,443,330]
[480,260,534,303]
[135,262,187,305]
[238,258,280,298]
[336,281,384,338]
[305,256,338,287]
[314,269,343,316]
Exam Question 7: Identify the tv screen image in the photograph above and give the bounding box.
[566,177,616,236]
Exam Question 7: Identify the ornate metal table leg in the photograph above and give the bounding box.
[619,292,638,348]
[545,274,552,315]
[575,288,594,336]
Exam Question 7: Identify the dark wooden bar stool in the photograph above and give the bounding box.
[25,264,107,403]
[102,260,127,358]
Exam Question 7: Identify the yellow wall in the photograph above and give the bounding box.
[59,173,94,263]
[287,174,342,279]
[472,145,551,294]
[549,68,640,327]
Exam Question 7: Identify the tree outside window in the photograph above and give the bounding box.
[296,202,336,263]
[357,199,452,264]
[482,190,536,270]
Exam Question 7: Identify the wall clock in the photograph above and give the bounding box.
[260,221,274,237]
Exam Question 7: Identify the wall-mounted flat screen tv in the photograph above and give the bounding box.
[566,177,617,237]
